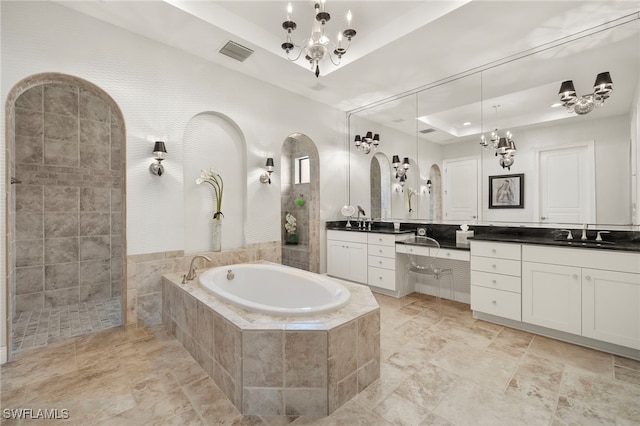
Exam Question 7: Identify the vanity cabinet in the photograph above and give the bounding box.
[470,241,522,321]
[367,233,398,291]
[327,231,368,284]
[522,245,640,350]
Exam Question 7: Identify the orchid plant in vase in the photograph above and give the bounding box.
[407,187,417,213]
[196,168,224,220]
[284,212,298,245]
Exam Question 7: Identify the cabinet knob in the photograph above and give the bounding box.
[378,276,382,280]
[379,249,383,253]
[573,274,578,279]
[446,252,450,257]
[492,280,497,285]
[585,276,592,281]
[492,249,497,253]
[492,300,497,305]
[492,264,497,269]
[379,261,382,264]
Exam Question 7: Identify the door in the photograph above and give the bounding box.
[444,157,479,221]
[522,261,582,334]
[582,268,640,349]
[327,240,350,280]
[538,143,595,223]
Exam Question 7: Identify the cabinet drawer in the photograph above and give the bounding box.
[368,255,395,270]
[367,266,396,291]
[523,245,640,274]
[368,244,396,258]
[396,244,430,257]
[368,233,397,247]
[438,248,470,262]
[327,230,368,244]
[471,241,521,260]
[471,286,521,321]
[471,270,521,293]
[471,256,521,276]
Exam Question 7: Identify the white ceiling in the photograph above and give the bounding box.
[56,0,640,144]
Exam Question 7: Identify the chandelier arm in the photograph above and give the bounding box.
[284,47,304,62]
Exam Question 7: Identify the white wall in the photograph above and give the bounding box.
[443,114,632,225]
[0,2,349,355]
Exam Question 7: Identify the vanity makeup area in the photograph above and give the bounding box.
[328,16,640,360]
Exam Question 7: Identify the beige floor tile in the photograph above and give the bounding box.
[429,341,519,392]
[182,376,240,423]
[433,379,553,426]
[528,335,614,377]
[373,392,431,425]
[393,363,459,410]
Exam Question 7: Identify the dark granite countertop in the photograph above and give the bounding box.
[469,234,640,252]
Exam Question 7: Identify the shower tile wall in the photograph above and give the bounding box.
[12,83,123,313]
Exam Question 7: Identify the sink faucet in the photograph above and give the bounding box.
[558,229,573,240]
[581,223,588,240]
[185,255,212,281]
[357,205,366,228]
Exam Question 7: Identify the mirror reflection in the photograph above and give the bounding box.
[349,16,639,227]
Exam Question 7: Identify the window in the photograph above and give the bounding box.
[294,156,310,184]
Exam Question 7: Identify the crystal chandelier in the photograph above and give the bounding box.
[558,72,613,115]
[280,1,356,77]
[480,105,517,170]
[353,132,379,154]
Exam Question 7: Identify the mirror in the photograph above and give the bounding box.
[349,16,639,227]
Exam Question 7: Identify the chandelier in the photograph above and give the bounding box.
[558,72,613,115]
[480,105,517,170]
[354,132,379,154]
[280,1,356,77]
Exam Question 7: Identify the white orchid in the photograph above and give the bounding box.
[284,212,297,234]
[196,168,224,220]
[407,187,417,213]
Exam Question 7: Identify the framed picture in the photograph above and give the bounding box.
[489,174,524,209]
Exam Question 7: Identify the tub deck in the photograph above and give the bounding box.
[161,264,380,416]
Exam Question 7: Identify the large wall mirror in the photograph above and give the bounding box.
[348,15,639,227]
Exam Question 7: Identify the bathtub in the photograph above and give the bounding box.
[198,263,351,315]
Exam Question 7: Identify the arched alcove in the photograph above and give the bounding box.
[429,164,443,220]
[280,133,320,273]
[4,73,126,358]
[370,153,391,220]
[183,112,246,253]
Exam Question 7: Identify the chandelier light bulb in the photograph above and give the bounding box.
[287,2,292,20]
[347,9,352,25]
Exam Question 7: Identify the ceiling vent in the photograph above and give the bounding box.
[419,128,436,134]
[219,41,254,62]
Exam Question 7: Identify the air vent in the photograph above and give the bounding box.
[219,41,254,62]
[392,118,405,123]
[419,128,436,134]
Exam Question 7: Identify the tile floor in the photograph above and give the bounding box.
[1,292,639,425]
[11,298,122,355]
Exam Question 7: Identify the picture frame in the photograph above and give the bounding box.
[489,174,524,209]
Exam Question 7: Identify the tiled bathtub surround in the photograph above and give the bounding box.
[9,78,125,317]
[162,269,380,416]
[127,242,281,327]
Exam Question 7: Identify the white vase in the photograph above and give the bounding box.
[212,218,222,252]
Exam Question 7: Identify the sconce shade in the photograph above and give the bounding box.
[593,71,612,89]
[354,135,361,142]
[265,157,274,172]
[558,80,576,97]
[365,131,373,140]
[153,141,167,157]
[392,155,400,165]
[593,71,613,98]
[426,179,432,186]
[402,157,410,169]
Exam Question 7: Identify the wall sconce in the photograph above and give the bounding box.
[354,131,380,154]
[426,179,432,194]
[259,157,275,184]
[392,155,410,187]
[149,141,167,176]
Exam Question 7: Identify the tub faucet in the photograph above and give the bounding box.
[185,255,212,281]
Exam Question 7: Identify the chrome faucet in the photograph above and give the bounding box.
[581,223,588,240]
[558,229,573,240]
[357,205,366,229]
[185,255,212,281]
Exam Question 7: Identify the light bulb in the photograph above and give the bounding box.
[287,2,292,20]
[347,10,352,25]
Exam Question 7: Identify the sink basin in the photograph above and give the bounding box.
[553,239,615,247]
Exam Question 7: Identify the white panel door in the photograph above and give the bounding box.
[582,268,640,349]
[522,261,582,335]
[444,157,479,221]
[538,144,595,223]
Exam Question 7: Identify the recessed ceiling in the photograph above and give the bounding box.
[55,0,640,144]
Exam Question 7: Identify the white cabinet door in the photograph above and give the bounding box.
[327,240,367,284]
[444,157,479,221]
[582,268,640,349]
[522,262,582,335]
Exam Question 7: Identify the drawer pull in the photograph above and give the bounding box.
[379,249,383,253]
[378,276,383,280]
[573,274,578,279]
[492,280,497,285]
[585,275,592,281]
[446,252,451,257]
[379,238,383,242]
[492,264,497,269]
[492,300,497,305]
[492,249,497,254]
[379,261,382,264]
